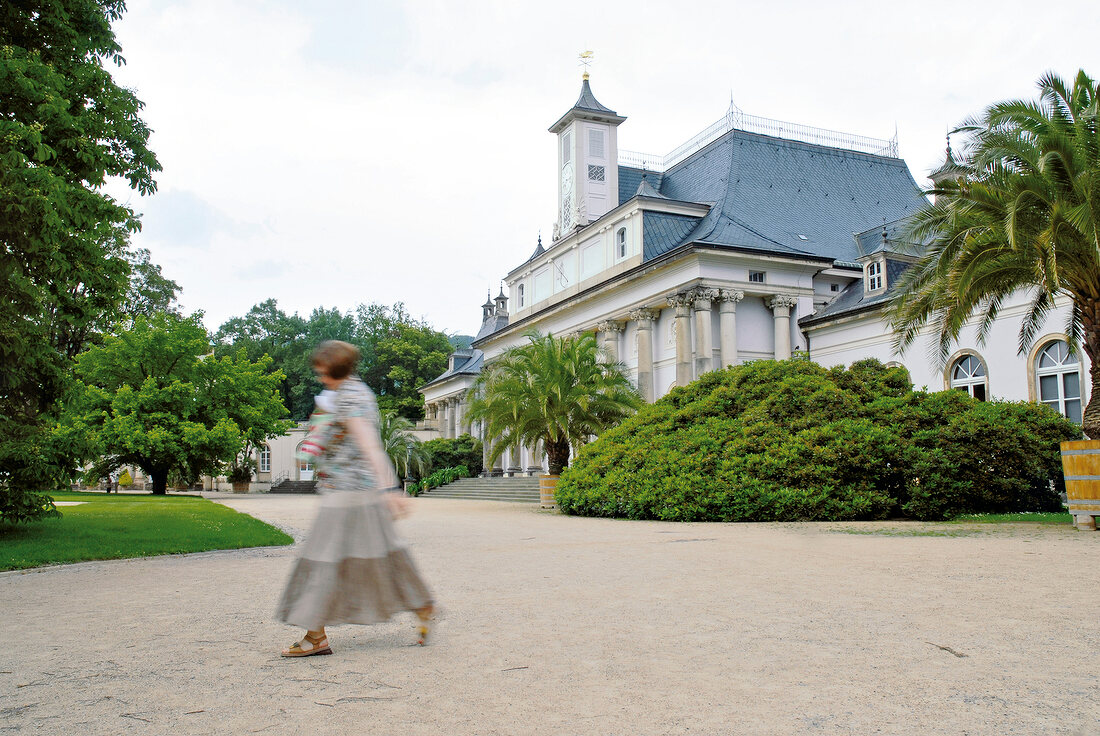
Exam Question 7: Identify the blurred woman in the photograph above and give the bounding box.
[277,340,434,656]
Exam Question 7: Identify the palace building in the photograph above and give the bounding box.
[420,75,1090,475]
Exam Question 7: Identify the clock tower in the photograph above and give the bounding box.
[548,73,625,236]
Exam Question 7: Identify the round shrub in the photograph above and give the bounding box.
[556,358,1080,521]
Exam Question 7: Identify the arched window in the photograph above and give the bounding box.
[617,228,627,259]
[1036,340,1082,423]
[518,283,525,308]
[258,445,271,473]
[950,354,987,401]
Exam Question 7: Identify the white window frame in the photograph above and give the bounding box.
[748,271,766,284]
[561,131,572,165]
[1036,339,1082,423]
[258,445,271,473]
[517,283,525,308]
[866,260,883,292]
[616,227,627,259]
[949,353,988,401]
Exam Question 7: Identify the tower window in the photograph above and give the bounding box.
[589,129,605,158]
[617,228,627,259]
[518,283,525,308]
[748,271,766,283]
[562,131,572,165]
[588,165,605,182]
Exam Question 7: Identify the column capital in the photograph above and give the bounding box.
[598,320,625,333]
[689,287,719,308]
[719,289,745,303]
[628,308,660,323]
[666,292,693,308]
[768,294,798,311]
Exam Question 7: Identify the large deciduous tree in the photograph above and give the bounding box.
[1,1,161,520]
[467,332,641,475]
[69,314,293,494]
[890,70,1100,438]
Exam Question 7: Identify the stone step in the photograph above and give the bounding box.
[423,492,539,503]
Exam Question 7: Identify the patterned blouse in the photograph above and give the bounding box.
[316,375,391,493]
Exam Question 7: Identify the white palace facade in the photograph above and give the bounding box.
[420,76,1091,475]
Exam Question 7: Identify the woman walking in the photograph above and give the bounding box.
[277,340,434,657]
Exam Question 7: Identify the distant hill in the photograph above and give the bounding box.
[449,335,474,350]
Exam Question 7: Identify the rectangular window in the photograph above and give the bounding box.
[588,129,605,158]
[562,131,572,165]
[259,447,271,473]
[518,283,525,307]
[748,271,766,283]
[588,164,605,182]
[830,283,839,292]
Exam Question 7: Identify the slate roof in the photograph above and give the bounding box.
[421,348,485,389]
[855,217,911,257]
[799,258,912,327]
[572,78,617,115]
[642,212,704,260]
[623,128,926,264]
[619,167,663,205]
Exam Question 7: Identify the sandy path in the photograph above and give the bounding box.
[1,494,1098,735]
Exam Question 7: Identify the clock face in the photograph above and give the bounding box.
[561,162,574,196]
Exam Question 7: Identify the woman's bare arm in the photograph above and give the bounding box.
[346,415,399,489]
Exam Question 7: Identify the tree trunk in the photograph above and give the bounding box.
[151,470,168,495]
[545,438,570,476]
[1081,297,1100,440]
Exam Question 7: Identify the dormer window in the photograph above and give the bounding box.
[617,228,627,259]
[865,260,884,292]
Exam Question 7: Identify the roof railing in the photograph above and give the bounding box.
[619,103,899,172]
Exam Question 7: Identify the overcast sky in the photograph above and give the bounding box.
[106,0,1099,337]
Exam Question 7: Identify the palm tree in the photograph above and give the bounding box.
[889,69,1100,438]
[467,331,642,475]
[377,409,430,480]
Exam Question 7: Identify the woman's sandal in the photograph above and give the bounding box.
[281,633,332,657]
[416,606,435,646]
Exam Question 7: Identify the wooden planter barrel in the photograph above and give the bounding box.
[539,474,558,509]
[232,481,250,494]
[1060,439,1100,531]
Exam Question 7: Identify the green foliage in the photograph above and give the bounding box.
[225,455,256,484]
[0,1,162,521]
[0,492,293,571]
[889,69,1100,438]
[410,465,470,496]
[557,359,1081,522]
[421,434,484,477]
[467,331,642,474]
[66,313,293,494]
[378,409,430,480]
[213,301,450,421]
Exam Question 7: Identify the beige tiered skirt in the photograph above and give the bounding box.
[276,490,433,630]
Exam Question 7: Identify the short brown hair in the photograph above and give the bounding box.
[312,340,360,379]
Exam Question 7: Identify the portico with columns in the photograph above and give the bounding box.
[421,71,935,475]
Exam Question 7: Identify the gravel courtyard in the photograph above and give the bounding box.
[1,494,1097,735]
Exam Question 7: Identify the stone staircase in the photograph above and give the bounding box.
[420,476,540,503]
[270,479,318,494]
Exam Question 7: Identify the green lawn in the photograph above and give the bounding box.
[946,512,1073,524]
[0,491,293,571]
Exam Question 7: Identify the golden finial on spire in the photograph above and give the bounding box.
[579,50,594,80]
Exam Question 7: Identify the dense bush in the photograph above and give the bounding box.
[421,434,483,477]
[556,359,1080,521]
[407,465,470,497]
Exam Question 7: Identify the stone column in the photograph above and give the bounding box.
[598,320,625,363]
[526,440,543,476]
[457,392,471,436]
[691,288,718,377]
[768,295,798,360]
[667,293,694,387]
[447,398,458,439]
[718,290,744,368]
[629,308,659,402]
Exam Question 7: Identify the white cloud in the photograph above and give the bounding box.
[105,0,1100,336]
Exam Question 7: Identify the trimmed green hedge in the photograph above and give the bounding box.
[407,465,469,496]
[421,434,483,477]
[556,359,1081,521]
